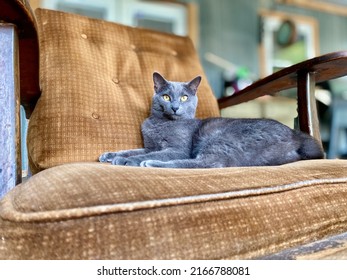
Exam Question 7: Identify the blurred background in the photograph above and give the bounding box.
[26,0,347,163]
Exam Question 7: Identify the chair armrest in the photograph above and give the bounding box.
[218,51,347,143]
[0,0,40,117]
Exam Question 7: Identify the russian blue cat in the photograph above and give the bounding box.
[99,72,324,168]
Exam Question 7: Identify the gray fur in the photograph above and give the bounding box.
[99,72,324,168]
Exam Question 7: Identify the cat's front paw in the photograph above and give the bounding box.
[140,160,166,168]
[99,152,117,163]
[112,156,141,167]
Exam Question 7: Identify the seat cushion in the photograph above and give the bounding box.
[27,9,220,173]
[1,159,347,259]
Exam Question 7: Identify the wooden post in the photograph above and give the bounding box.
[297,71,322,146]
[0,24,21,198]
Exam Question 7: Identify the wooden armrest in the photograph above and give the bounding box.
[218,51,347,108]
[218,51,347,143]
[0,0,40,117]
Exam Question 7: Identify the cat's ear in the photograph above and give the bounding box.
[187,76,202,94]
[153,72,168,92]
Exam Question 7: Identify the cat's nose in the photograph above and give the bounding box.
[171,105,179,112]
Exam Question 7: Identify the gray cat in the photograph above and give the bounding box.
[99,72,324,168]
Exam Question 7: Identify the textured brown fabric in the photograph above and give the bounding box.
[1,159,347,259]
[27,9,220,173]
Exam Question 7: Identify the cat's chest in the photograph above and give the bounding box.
[142,118,198,151]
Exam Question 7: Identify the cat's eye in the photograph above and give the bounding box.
[162,94,171,101]
[180,95,188,102]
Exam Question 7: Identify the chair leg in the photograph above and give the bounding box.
[0,24,22,198]
[297,71,323,149]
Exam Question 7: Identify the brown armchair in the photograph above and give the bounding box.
[1,0,347,260]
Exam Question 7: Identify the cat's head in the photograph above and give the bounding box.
[151,72,201,120]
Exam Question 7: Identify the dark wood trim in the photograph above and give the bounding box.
[262,230,347,259]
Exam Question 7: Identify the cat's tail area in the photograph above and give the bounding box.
[295,130,325,160]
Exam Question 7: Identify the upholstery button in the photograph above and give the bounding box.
[130,44,136,50]
[92,112,100,119]
[171,50,178,56]
[112,77,119,84]
[81,33,88,39]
